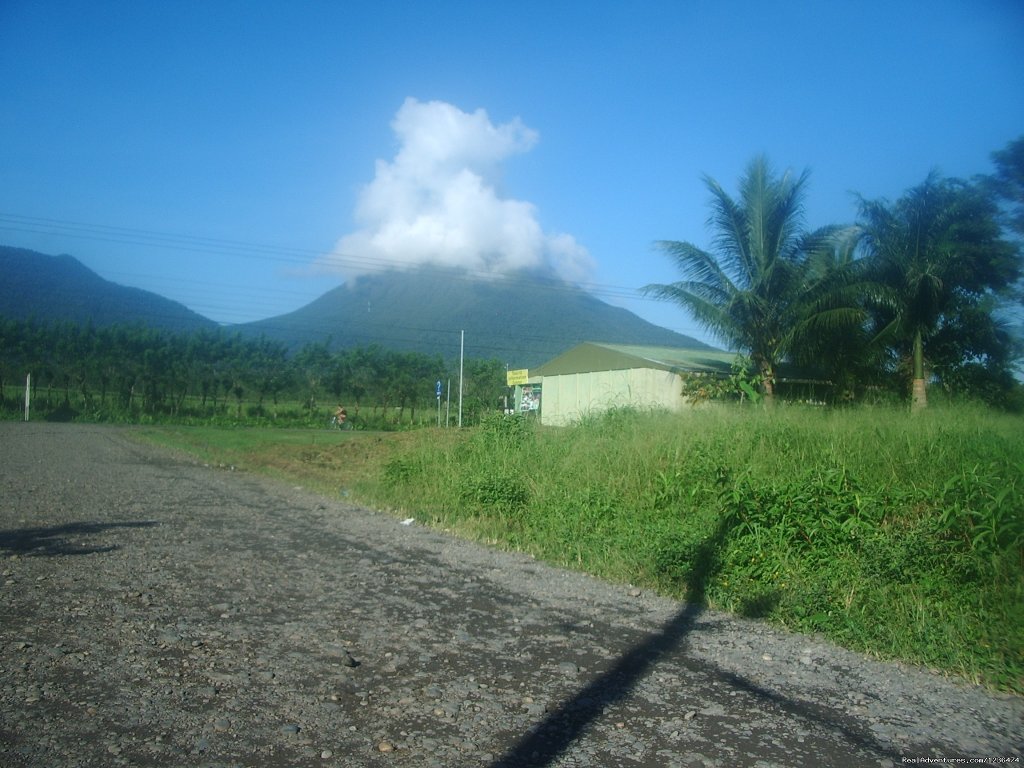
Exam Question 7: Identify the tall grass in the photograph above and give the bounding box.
[365,405,1023,693]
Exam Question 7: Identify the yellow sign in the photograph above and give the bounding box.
[506,368,529,386]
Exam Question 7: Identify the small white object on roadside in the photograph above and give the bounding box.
[401,518,415,526]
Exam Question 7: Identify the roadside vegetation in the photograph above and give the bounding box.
[644,150,1023,412]
[131,404,1023,694]
[0,328,508,429]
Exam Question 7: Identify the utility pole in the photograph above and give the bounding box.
[458,330,464,428]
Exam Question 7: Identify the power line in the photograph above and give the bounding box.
[0,211,717,345]
[0,211,664,302]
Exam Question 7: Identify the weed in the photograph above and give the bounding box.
[459,472,530,515]
[382,456,420,487]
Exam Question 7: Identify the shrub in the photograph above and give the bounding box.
[458,472,530,515]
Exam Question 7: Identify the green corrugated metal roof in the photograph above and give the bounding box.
[532,342,735,376]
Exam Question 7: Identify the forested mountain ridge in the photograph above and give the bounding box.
[0,246,216,333]
[1,248,711,367]
[238,266,713,367]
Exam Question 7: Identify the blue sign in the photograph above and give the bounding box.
[435,380,442,398]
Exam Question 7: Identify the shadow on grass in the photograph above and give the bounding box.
[737,589,781,618]
[43,403,80,422]
[0,520,158,557]
[488,510,902,767]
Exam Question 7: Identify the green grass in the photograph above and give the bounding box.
[137,424,350,463]
[134,404,1024,694]
[134,423,452,504]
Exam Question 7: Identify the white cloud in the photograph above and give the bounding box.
[322,98,592,282]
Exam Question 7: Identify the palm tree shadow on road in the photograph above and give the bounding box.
[487,511,902,767]
[0,520,158,557]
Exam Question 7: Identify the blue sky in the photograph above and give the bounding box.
[2,0,1022,354]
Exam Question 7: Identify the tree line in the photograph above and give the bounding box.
[0,321,509,427]
[645,137,1024,410]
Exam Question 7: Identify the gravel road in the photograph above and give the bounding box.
[1,423,1020,767]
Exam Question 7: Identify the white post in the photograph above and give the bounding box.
[24,373,31,421]
[458,330,464,428]
[446,378,450,428]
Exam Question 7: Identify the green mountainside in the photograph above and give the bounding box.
[237,266,714,367]
[1,248,714,366]
[0,246,216,333]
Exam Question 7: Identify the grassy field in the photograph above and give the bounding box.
[135,404,1024,694]
[135,424,402,497]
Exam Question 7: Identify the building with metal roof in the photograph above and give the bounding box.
[527,342,736,426]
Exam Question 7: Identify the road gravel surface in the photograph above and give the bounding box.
[1,423,1021,767]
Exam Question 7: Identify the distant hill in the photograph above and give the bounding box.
[0,246,217,333]
[238,266,715,367]
[0,247,715,366]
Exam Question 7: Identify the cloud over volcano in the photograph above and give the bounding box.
[324,98,592,282]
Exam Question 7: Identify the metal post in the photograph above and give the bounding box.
[458,330,464,428]
[24,373,30,422]
[436,379,442,427]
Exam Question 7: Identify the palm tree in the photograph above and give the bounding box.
[785,228,884,401]
[857,173,1018,410]
[644,155,856,404]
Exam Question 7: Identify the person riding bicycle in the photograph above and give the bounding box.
[334,405,348,429]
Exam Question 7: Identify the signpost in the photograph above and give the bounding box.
[519,383,541,412]
[506,368,529,386]
[435,380,442,426]
[506,370,534,415]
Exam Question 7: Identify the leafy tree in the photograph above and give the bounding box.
[247,335,291,410]
[985,135,1024,239]
[293,341,333,412]
[347,344,386,419]
[186,329,221,408]
[644,155,857,404]
[857,173,1020,409]
[389,351,444,424]
[927,295,1019,406]
[981,135,1024,382]
[460,358,507,425]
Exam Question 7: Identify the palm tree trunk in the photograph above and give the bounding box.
[760,361,775,407]
[911,329,927,411]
